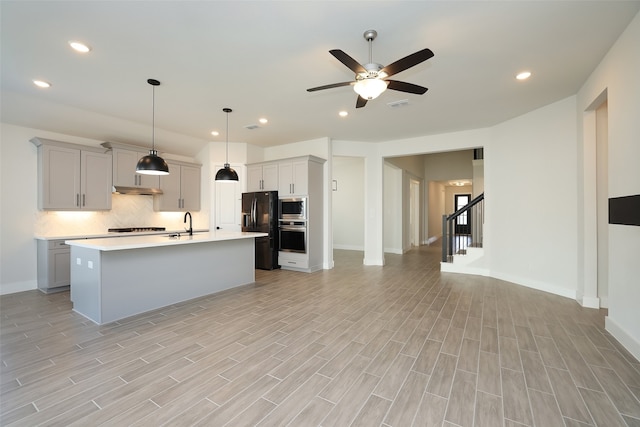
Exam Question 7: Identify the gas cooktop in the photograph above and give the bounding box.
[108,227,166,233]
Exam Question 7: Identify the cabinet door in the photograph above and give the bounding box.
[278,162,293,195]
[180,164,201,211]
[291,160,308,195]
[247,165,264,192]
[81,150,112,210]
[156,162,182,210]
[112,149,137,187]
[113,149,159,188]
[51,248,71,287]
[41,145,81,209]
[262,163,279,191]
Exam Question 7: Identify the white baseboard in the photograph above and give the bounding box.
[440,262,490,276]
[490,271,577,300]
[1,280,37,295]
[333,244,364,251]
[426,236,440,245]
[605,316,640,362]
[580,295,601,309]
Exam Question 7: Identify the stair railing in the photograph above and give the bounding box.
[442,192,484,262]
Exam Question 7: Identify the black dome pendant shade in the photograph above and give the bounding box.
[215,107,239,182]
[137,79,169,175]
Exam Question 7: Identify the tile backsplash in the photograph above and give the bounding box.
[34,194,208,236]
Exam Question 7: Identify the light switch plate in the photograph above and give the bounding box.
[76,258,81,265]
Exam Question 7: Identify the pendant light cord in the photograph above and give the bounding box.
[151,84,156,152]
[225,110,229,164]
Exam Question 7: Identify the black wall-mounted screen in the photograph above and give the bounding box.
[609,194,640,226]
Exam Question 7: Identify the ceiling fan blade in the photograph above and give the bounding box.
[386,80,428,95]
[381,48,434,78]
[356,96,368,109]
[330,49,366,74]
[307,81,354,92]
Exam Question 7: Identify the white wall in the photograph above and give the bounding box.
[487,96,578,299]
[332,156,364,250]
[577,11,640,359]
[428,181,445,242]
[423,150,474,181]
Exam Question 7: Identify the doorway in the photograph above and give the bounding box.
[454,194,471,235]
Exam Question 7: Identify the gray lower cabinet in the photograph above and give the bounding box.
[37,239,71,293]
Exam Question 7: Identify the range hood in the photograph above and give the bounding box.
[112,185,163,195]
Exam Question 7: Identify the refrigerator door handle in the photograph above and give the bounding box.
[252,197,257,228]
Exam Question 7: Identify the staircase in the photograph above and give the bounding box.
[440,192,489,275]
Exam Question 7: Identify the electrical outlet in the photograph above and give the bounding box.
[88,261,93,269]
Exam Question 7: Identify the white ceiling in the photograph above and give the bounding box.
[2,1,639,157]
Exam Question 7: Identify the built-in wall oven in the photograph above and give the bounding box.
[279,221,307,253]
[278,197,307,253]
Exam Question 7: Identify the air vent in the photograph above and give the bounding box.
[244,124,260,130]
[387,99,409,108]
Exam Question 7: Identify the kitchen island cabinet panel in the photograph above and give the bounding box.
[68,232,262,324]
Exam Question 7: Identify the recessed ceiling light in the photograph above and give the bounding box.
[339,111,348,117]
[68,41,91,53]
[211,131,219,136]
[33,80,51,88]
[258,118,268,124]
[516,71,532,80]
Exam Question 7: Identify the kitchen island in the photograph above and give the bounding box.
[65,231,267,324]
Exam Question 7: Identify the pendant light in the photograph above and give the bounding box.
[136,79,169,175]
[215,107,239,182]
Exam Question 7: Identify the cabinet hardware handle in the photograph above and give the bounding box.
[82,194,86,206]
[76,194,80,207]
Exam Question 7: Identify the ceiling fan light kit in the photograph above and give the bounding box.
[353,78,387,100]
[137,78,170,176]
[307,29,434,108]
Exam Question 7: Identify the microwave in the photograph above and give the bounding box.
[279,197,306,220]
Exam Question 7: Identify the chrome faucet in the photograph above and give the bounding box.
[184,211,193,236]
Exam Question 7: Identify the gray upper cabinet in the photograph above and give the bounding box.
[247,163,278,192]
[154,161,201,211]
[278,159,309,196]
[111,148,160,189]
[31,137,112,210]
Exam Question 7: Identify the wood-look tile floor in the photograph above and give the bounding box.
[2,246,640,426]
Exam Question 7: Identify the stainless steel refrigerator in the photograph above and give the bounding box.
[241,191,280,270]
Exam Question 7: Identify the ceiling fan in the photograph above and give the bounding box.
[307,30,434,108]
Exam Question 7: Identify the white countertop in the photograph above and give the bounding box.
[65,231,268,251]
[35,229,209,241]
